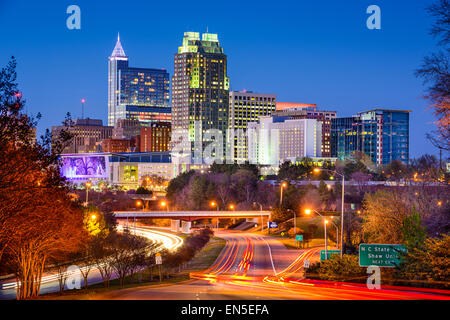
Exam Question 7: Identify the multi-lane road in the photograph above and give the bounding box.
[93,231,450,300]
[2,227,449,300]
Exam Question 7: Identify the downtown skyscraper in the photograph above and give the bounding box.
[331,109,410,165]
[108,34,170,127]
[171,32,230,162]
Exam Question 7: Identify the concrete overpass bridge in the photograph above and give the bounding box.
[113,210,271,233]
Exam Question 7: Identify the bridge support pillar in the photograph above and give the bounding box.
[171,219,181,233]
[181,221,192,233]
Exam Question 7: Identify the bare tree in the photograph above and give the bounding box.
[416,0,450,147]
[108,232,150,287]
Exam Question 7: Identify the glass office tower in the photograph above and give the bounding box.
[108,34,170,127]
[331,109,410,165]
[171,32,230,162]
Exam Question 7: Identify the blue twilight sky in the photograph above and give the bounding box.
[0,0,443,158]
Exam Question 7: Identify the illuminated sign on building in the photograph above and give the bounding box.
[61,156,108,179]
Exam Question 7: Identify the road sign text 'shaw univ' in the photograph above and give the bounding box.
[359,244,407,267]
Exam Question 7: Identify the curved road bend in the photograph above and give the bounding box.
[94,231,450,300]
[0,226,183,300]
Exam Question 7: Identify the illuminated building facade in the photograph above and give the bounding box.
[108,34,170,126]
[140,122,171,152]
[331,109,410,165]
[171,32,229,161]
[248,116,322,165]
[60,152,211,189]
[229,90,276,163]
[273,103,336,157]
[113,105,171,126]
[51,118,113,154]
[101,138,136,153]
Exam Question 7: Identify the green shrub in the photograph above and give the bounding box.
[305,254,366,282]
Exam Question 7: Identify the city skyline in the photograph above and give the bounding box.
[0,0,441,158]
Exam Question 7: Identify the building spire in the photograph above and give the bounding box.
[111,32,126,57]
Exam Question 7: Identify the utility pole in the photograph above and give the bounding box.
[340,174,344,257]
[324,220,328,259]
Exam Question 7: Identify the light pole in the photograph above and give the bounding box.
[210,201,219,229]
[253,202,264,233]
[135,200,143,233]
[160,200,169,212]
[305,209,339,252]
[324,219,328,258]
[229,204,235,225]
[280,182,287,206]
[85,181,92,206]
[329,217,339,249]
[81,98,86,119]
[313,168,345,257]
[287,209,297,239]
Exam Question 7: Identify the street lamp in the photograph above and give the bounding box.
[85,181,92,205]
[210,201,219,211]
[280,182,287,206]
[313,168,345,257]
[210,201,219,229]
[136,200,143,211]
[253,202,264,233]
[305,208,339,251]
[160,200,169,212]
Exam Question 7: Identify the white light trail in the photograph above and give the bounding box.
[1,227,183,290]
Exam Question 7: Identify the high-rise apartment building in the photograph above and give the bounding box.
[248,116,322,165]
[52,118,113,154]
[229,90,276,162]
[171,32,229,162]
[331,109,410,165]
[108,34,170,127]
[273,103,336,157]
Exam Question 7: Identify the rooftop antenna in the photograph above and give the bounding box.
[81,98,86,119]
[206,26,208,33]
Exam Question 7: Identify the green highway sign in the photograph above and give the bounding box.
[359,244,407,267]
[320,250,340,261]
[295,235,303,241]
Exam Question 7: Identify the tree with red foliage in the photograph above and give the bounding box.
[0,57,87,299]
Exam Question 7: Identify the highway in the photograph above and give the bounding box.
[0,226,183,300]
[2,227,449,300]
[93,230,450,300]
